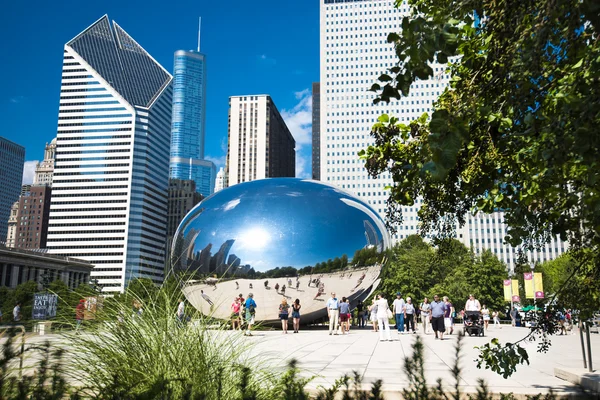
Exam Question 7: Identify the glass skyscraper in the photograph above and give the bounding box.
[46,15,173,292]
[169,50,216,197]
[0,137,25,243]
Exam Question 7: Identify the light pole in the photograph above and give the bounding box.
[508,269,514,314]
[530,262,537,314]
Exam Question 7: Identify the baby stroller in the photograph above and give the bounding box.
[464,311,485,336]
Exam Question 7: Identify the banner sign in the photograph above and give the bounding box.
[512,280,521,302]
[32,293,58,320]
[84,296,103,320]
[524,272,544,299]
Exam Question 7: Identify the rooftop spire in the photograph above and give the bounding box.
[197,17,202,52]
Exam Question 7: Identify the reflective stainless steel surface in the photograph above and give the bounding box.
[171,178,390,323]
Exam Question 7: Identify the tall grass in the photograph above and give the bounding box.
[62,283,277,399]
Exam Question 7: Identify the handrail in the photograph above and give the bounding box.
[0,325,26,378]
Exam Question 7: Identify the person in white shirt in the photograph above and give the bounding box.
[420,298,431,334]
[465,294,481,312]
[176,299,185,323]
[326,292,340,335]
[392,292,406,333]
[13,303,21,322]
[375,293,392,341]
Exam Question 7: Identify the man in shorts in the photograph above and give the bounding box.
[430,295,447,340]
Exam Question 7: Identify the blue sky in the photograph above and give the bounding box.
[0,0,319,183]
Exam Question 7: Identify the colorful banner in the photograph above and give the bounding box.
[512,280,521,302]
[503,280,512,301]
[524,272,544,299]
[534,272,544,299]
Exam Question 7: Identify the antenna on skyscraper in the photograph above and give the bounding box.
[197,17,202,52]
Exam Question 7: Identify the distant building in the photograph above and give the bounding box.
[5,202,18,248]
[0,137,25,243]
[11,185,52,250]
[46,16,173,292]
[167,179,203,256]
[312,82,320,180]
[215,167,225,192]
[33,138,57,186]
[225,95,295,187]
[169,45,216,198]
[20,185,32,196]
[0,244,92,289]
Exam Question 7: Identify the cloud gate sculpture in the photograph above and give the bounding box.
[170,178,390,324]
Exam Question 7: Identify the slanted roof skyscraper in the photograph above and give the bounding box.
[46,16,173,292]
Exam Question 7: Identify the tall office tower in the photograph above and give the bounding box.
[166,179,203,258]
[169,42,216,198]
[320,0,568,268]
[46,16,173,292]
[5,202,19,247]
[11,185,52,250]
[312,83,321,181]
[34,138,57,186]
[225,95,295,187]
[457,213,568,272]
[214,167,225,192]
[0,137,25,243]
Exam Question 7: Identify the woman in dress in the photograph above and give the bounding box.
[420,297,431,334]
[292,299,301,333]
[279,298,290,334]
[482,304,490,330]
[369,299,379,332]
[231,297,241,330]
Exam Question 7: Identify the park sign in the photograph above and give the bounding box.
[32,293,58,320]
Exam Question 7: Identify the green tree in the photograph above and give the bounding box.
[360,0,600,376]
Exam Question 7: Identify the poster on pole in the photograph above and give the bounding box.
[84,296,103,320]
[511,280,521,302]
[503,280,512,301]
[534,272,544,299]
[32,293,58,320]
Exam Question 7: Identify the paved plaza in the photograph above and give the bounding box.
[245,325,600,398]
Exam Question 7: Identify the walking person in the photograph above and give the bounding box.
[465,294,481,312]
[244,293,257,336]
[375,293,392,341]
[405,297,416,333]
[510,307,518,326]
[75,299,85,332]
[482,304,490,330]
[326,292,340,335]
[279,298,290,334]
[339,297,350,334]
[345,298,352,332]
[292,299,301,333]
[231,297,241,330]
[369,299,379,332]
[420,297,431,334]
[430,295,447,340]
[492,310,501,329]
[13,303,21,322]
[176,299,185,324]
[356,300,365,328]
[393,292,406,333]
[443,296,454,335]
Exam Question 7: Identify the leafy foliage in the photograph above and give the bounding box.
[359,0,600,377]
[380,236,506,311]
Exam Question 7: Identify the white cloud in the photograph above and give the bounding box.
[10,96,25,104]
[22,161,38,184]
[281,89,312,149]
[295,151,311,179]
[258,54,276,66]
[205,155,226,169]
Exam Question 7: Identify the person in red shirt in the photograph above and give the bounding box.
[75,299,85,332]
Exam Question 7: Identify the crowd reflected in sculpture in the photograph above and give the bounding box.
[170,178,390,324]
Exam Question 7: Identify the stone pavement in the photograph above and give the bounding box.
[244,325,600,398]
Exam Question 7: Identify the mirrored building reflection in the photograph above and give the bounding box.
[170,178,390,323]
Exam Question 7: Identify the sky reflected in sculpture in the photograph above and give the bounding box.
[171,178,390,276]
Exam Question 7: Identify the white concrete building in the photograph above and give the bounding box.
[319,0,449,241]
[33,138,57,186]
[46,16,173,292]
[320,0,567,271]
[225,95,295,187]
[214,167,225,192]
[5,202,18,248]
